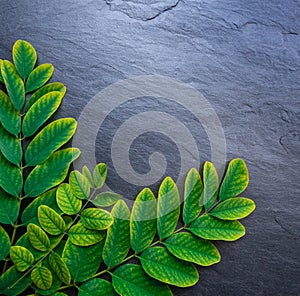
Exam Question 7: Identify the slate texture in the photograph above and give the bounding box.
[0,0,299,295]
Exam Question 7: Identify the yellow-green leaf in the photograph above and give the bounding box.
[131,188,156,253]
[203,162,219,210]
[189,214,245,241]
[210,197,255,220]
[69,170,90,200]
[49,252,71,285]
[164,232,220,266]
[56,183,82,215]
[0,151,22,196]
[219,158,249,201]
[81,208,113,230]
[112,264,172,296]
[92,192,122,207]
[0,59,3,82]
[140,247,199,287]
[27,223,50,252]
[31,266,53,290]
[0,225,10,260]
[0,124,22,165]
[79,279,117,296]
[1,60,25,111]
[26,82,66,112]
[25,118,77,166]
[0,189,19,225]
[10,246,34,272]
[93,163,107,188]
[25,63,54,93]
[82,166,94,187]
[24,148,80,197]
[13,40,37,79]
[157,177,180,240]
[68,223,105,247]
[183,168,203,225]
[38,205,66,235]
[103,200,130,267]
[0,90,20,136]
[23,91,64,137]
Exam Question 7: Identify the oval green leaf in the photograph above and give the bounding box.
[183,168,203,225]
[92,192,122,207]
[0,59,3,82]
[219,158,249,201]
[31,266,53,290]
[25,118,77,166]
[93,163,107,188]
[0,90,21,136]
[10,246,34,272]
[164,232,220,266]
[24,148,80,197]
[131,188,156,253]
[203,161,219,210]
[25,63,54,93]
[13,40,37,79]
[69,170,90,200]
[27,223,50,252]
[157,177,180,240]
[0,189,19,225]
[0,225,10,260]
[49,252,71,285]
[1,60,25,111]
[79,279,117,296]
[68,223,105,247]
[210,197,255,220]
[23,91,64,137]
[113,264,172,296]
[38,205,66,235]
[81,208,114,230]
[189,214,245,241]
[140,247,199,287]
[82,166,94,187]
[103,200,130,267]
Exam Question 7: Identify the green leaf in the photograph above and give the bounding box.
[79,279,117,296]
[69,170,90,200]
[0,189,19,225]
[113,264,172,296]
[0,151,22,196]
[0,225,10,260]
[92,192,122,207]
[0,90,20,136]
[38,205,66,235]
[189,214,245,241]
[21,189,61,225]
[82,166,94,187]
[27,223,50,252]
[56,183,82,215]
[157,177,180,240]
[203,161,219,210]
[63,238,104,282]
[26,82,66,112]
[49,252,71,285]
[0,123,22,165]
[31,266,53,290]
[0,59,3,82]
[0,266,31,296]
[219,158,249,201]
[164,232,220,266]
[25,118,77,166]
[10,246,34,272]
[25,63,54,93]
[140,247,199,287]
[210,197,255,220]
[68,223,105,247]
[103,200,130,267]
[81,208,113,230]
[13,39,37,79]
[1,60,25,111]
[131,188,156,253]
[24,148,80,197]
[93,163,107,188]
[183,168,203,225]
[23,91,64,137]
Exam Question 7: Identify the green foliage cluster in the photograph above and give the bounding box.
[0,40,255,295]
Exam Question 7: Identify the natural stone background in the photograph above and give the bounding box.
[1,0,299,295]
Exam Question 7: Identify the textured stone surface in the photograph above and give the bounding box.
[1,0,300,295]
